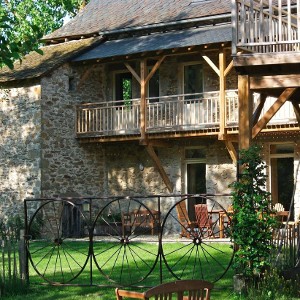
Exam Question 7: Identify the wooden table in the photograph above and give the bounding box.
[276,211,289,223]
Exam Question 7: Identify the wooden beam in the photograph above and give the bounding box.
[201,54,220,76]
[224,60,234,77]
[234,52,300,67]
[252,94,267,125]
[225,140,237,164]
[238,74,252,150]
[252,88,297,138]
[250,74,300,89]
[145,56,166,84]
[124,63,141,84]
[146,145,173,192]
[292,100,300,125]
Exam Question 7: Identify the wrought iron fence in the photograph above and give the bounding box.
[24,194,234,287]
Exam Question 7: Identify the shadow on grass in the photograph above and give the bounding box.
[17,239,236,300]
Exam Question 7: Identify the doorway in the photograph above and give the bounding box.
[185,148,206,221]
[186,163,206,221]
[270,144,294,217]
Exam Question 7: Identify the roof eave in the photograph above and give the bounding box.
[43,13,232,44]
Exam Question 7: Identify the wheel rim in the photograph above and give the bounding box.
[92,197,159,286]
[27,200,90,284]
[161,196,234,283]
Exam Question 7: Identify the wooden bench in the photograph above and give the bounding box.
[122,209,160,235]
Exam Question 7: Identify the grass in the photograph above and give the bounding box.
[1,239,236,299]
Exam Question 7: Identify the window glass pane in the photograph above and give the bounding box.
[184,64,203,95]
[148,70,159,103]
[275,144,294,154]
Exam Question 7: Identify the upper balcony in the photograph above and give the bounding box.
[232,0,300,67]
[76,90,298,142]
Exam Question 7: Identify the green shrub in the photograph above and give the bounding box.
[230,145,277,278]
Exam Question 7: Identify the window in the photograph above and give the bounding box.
[68,76,76,92]
[148,69,159,103]
[115,72,132,106]
[269,144,295,214]
[184,64,203,99]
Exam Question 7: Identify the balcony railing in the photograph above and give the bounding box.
[76,90,298,138]
[232,0,300,54]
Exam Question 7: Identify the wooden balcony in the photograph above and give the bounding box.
[232,0,300,149]
[76,90,298,142]
[232,0,300,66]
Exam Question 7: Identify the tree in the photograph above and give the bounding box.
[0,0,88,69]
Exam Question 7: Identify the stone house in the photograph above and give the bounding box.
[0,0,300,222]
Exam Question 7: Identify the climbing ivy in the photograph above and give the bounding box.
[230,145,277,278]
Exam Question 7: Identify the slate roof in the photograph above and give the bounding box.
[73,25,232,62]
[0,37,103,83]
[44,0,232,42]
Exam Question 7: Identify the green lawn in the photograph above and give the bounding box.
[2,240,236,299]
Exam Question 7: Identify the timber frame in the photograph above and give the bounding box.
[76,44,238,191]
[232,0,300,150]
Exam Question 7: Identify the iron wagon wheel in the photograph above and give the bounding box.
[26,199,90,284]
[92,197,160,286]
[161,196,234,283]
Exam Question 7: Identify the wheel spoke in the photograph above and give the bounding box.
[92,197,159,285]
[27,200,89,284]
[161,196,234,282]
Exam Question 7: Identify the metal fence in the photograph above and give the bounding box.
[23,194,234,287]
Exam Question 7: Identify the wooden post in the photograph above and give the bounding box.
[140,59,147,145]
[238,74,252,150]
[218,48,226,140]
[231,0,238,56]
[18,229,29,284]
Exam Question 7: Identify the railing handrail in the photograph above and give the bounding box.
[242,0,298,27]
[76,98,141,109]
[77,90,237,109]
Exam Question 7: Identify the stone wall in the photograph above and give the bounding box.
[40,64,106,197]
[106,144,179,195]
[206,141,236,208]
[0,83,41,220]
[0,52,238,220]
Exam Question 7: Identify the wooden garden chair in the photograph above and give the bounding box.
[194,204,215,238]
[175,200,198,237]
[115,279,213,300]
[274,203,284,212]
